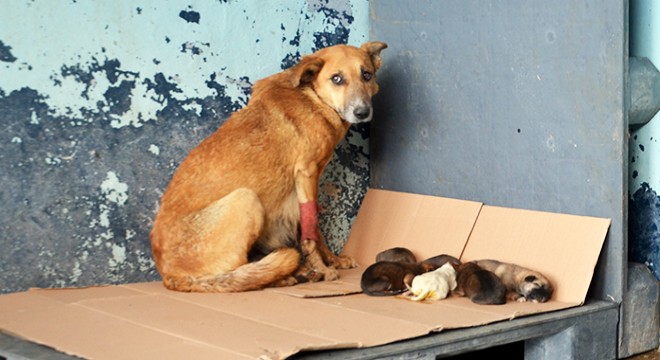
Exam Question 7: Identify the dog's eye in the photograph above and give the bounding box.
[331,74,344,85]
[362,70,373,81]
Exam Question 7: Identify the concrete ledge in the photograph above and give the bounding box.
[619,262,660,358]
[291,300,619,359]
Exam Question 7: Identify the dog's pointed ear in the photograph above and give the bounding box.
[289,56,325,87]
[361,41,388,70]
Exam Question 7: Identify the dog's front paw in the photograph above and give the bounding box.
[298,268,324,283]
[300,239,341,281]
[330,254,358,269]
[321,266,340,281]
[302,265,339,282]
[295,267,337,283]
[507,291,524,302]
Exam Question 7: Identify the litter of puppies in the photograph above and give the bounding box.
[360,247,554,305]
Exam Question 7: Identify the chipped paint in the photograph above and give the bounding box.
[629,183,660,276]
[101,171,129,206]
[148,144,160,155]
[0,1,370,293]
[630,132,660,279]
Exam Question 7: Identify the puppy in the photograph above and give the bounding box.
[375,247,417,264]
[453,262,506,305]
[474,259,553,303]
[150,41,388,292]
[361,261,435,296]
[406,262,457,302]
[360,252,455,297]
[422,254,461,269]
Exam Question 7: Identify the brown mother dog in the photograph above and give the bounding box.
[150,42,388,292]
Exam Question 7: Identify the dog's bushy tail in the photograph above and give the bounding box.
[162,247,301,292]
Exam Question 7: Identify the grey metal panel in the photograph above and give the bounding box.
[369,0,627,301]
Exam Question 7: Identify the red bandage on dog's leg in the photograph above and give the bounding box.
[300,201,319,241]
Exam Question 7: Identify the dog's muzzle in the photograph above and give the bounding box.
[354,106,372,121]
[345,101,373,124]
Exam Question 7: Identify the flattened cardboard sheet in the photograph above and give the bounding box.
[0,189,610,360]
[341,189,483,265]
[462,205,612,303]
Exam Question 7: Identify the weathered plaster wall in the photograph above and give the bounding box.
[0,1,370,293]
[628,0,660,280]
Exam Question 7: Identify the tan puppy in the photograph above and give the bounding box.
[150,42,388,292]
[475,259,553,302]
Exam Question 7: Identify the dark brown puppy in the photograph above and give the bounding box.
[375,247,417,264]
[361,261,434,296]
[422,254,461,269]
[453,262,506,305]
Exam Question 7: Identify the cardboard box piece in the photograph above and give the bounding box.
[0,189,610,359]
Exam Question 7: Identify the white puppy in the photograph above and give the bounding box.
[407,262,457,301]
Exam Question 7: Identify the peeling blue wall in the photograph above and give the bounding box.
[0,1,370,293]
[629,0,660,280]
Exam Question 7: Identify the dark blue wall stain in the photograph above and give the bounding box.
[180,42,210,56]
[0,40,17,62]
[179,10,200,24]
[311,2,354,50]
[60,58,139,100]
[629,183,660,279]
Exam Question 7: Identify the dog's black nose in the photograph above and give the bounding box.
[353,106,371,120]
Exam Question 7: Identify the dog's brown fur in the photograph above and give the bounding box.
[150,42,388,292]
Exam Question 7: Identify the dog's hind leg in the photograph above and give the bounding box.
[186,188,264,273]
[157,188,300,292]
